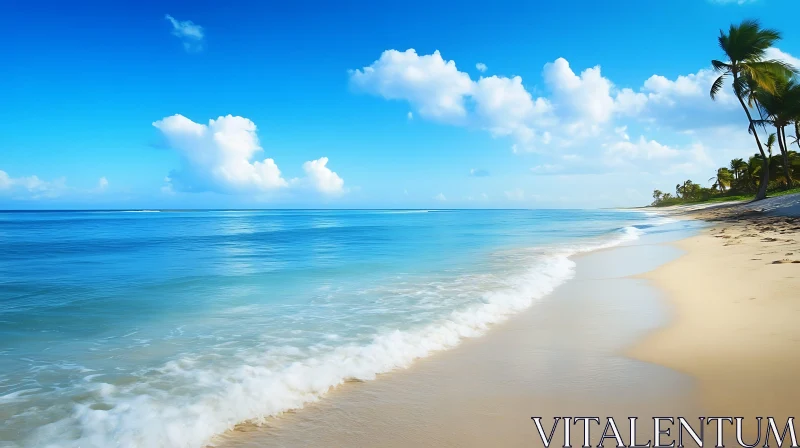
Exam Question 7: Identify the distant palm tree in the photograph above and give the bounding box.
[730,158,748,188]
[710,19,792,199]
[709,167,733,193]
[794,122,800,150]
[755,77,799,188]
[747,154,764,191]
[766,133,777,157]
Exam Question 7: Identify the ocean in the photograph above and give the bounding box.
[0,209,685,448]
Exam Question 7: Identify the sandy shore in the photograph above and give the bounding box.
[629,193,800,423]
[217,223,704,447]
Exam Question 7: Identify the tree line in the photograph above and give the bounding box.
[652,20,800,206]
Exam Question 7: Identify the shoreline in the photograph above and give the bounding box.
[213,193,800,447]
[628,194,800,427]
[216,220,704,447]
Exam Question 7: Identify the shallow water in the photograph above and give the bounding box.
[0,209,697,447]
[218,219,705,447]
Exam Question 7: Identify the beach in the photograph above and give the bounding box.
[629,194,800,425]
[217,194,800,447]
[3,201,798,447]
[218,239,700,447]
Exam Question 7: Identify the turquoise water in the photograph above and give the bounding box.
[0,209,686,448]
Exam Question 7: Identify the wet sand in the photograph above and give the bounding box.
[216,226,704,447]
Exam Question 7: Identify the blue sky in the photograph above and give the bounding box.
[1,0,799,209]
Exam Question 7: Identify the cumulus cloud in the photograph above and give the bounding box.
[351,47,800,196]
[660,144,716,175]
[153,114,288,194]
[620,68,743,131]
[476,62,487,72]
[0,170,69,199]
[97,177,109,191]
[602,136,716,177]
[165,14,204,52]
[605,136,680,165]
[302,157,345,195]
[473,75,552,149]
[765,47,800,71]
[154,114,348,198]
[350,48,553,150]
[0,171,10,190]
[433,192,446,201]
[543,58,615,127]
[349,49,474,122]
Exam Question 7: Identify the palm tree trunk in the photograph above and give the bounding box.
[796,122,800,150]
[778,126,793,188]
[733,78,769,200]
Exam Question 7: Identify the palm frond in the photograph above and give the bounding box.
[711,60,731,73]
[710,74,727,99]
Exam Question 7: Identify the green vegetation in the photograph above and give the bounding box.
[652,19,800,207]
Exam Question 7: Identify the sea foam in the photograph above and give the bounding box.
[20,226,648,448]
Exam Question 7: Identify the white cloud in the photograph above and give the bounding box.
[154,114,348,199]
[602,136,716,178]
[350,47,800,201]
[153,114,288,194]
[660,144,716,176]
[0,171,10,190]
[165,14,204,52]
[605,136,680,165]
[0,170,69,199]
[97,177,109,191]
[614,126,630,141]
[476,62,487,72]
[473,75,552,150]
[433,192,446,201]
[351,51,621,151]
[302,157,345,195]
[350,49,555,150]
[543,58,615,127]
[765,47,800,70]
[708,0,756,4]
[407,111,413,120]
[349,49,474,122]
[352,48,800,153]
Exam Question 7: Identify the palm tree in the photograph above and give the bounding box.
[709,167,733,193]
[794,122,800,150]
[729,158,748,189]
[747,154,764,191]
[755,77,799,188]
[766,133,777,157]
[652,189,664,204]
[774,150,800,186]
[710,19,793,199]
